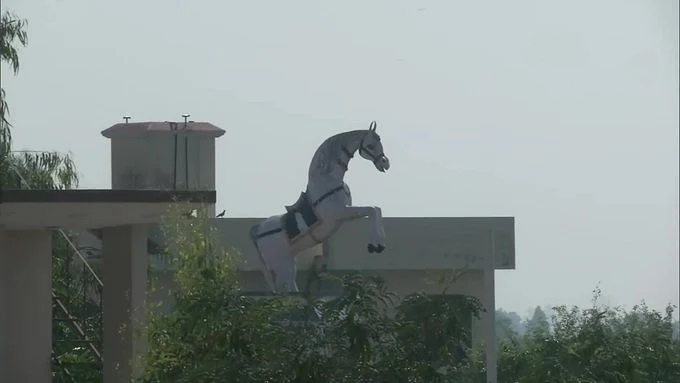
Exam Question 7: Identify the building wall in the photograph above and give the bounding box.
[111,135,216,191]
[214,217,514,272]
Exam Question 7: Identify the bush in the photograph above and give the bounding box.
[139,205,680,382]
[138,205,484,383]
[497,290,680,382]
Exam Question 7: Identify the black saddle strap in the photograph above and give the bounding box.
[311,184,346,207]
[254,184,346,240]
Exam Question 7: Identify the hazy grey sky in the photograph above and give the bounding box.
[3,0,678,317]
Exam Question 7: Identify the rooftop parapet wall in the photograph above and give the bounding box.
[212,217,515,272]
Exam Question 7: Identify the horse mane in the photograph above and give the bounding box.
[309,129,367,176]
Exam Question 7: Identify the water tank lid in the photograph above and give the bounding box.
[101,121,226,138]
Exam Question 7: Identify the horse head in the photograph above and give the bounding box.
[359,121,390,173]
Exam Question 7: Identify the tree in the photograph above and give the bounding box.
[0,9,27,165]
[138,205,680,382]
[496,309,525,342]
[52,229,104,383]
[138,204,486,383]
[0,9,78,190]
[1,10,27,129]
[2,149,79,189]
[0,10,27,185]
[497,289,680,382]
[1,11,97,380]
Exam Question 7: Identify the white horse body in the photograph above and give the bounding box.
[250,122,390,293]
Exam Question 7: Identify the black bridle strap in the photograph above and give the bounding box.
[337,146,354,171]
[359,138,384,165]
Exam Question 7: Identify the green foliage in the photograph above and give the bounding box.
[496,309,524,341]
[497,288,680,382]
[52,232,103,383]
[0,9,28,145]
[0,9,79,191]
[139,206,680,382]
[138,205,484,383]
[1,150,79,189]
[0,10,27,75]
[1,24,90,377]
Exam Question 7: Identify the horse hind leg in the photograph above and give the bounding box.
[266,243,299,293]
[270,251,298,293]
[258,250,278,294]
[264,249,299,293]
[250,224,277,293]
[252,228,299,294]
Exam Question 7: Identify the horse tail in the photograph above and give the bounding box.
[249,223,276,293]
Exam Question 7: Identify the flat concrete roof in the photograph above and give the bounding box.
[0,189,215,230]
[101,121,225,138]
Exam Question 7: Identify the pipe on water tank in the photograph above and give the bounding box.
[168,121,179,190]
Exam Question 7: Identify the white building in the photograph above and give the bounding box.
[0,119,515,383]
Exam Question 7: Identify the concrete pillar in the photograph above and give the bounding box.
[482,230,498,383]
[470,231,497,382]
[102,224,148,383]
[0,229,53,383]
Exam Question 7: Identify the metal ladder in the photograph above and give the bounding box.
[9,167,104,381]
[51,238,104,382]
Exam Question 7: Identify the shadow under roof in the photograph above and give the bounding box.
[0,189,215,230]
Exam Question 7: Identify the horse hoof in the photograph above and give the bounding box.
[368,244,385,254]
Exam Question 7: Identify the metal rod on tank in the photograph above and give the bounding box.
[170,121,179,190]
[184,137,189,189]
[182,114,190,189]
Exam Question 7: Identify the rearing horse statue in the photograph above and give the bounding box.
[250,121,390,293]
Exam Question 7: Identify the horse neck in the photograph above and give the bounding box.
[308,130,364,184]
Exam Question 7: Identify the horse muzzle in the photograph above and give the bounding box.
[375,155,390,172]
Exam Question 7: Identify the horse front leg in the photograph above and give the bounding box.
[333,205,386,253]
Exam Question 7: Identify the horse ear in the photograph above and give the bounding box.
[369,121,377,132]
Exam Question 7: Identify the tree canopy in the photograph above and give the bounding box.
[1,10,27,137]
[138,206,486,383]
[0,9,78,190]
[137,206,680,382]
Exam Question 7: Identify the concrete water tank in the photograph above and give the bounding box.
[101,120,225,191]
